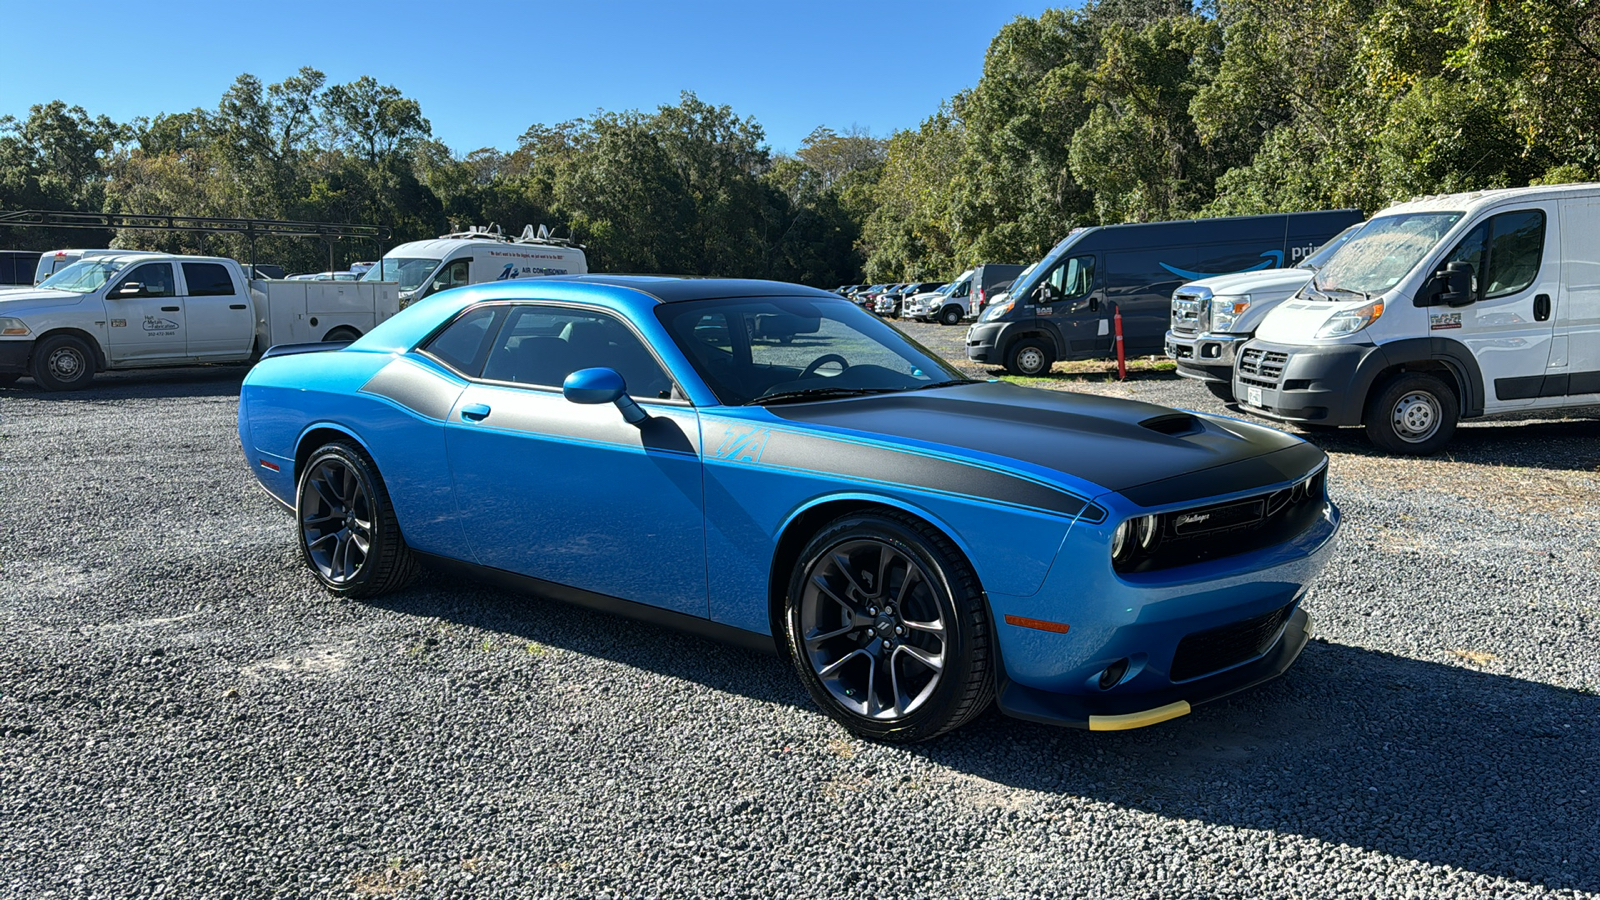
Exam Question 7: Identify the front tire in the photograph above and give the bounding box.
[1005,339,1054,377]
[784,511,993,742]
[1364,372,1458,455]
[30,334,95,391]
[296,442,419,597]
[939,306,963,326]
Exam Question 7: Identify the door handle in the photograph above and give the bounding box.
[229,303,247,310]
[1534,293,1551,322]
[459,403,492,422]
[1088,295,1100,312]
[160,306,180,312]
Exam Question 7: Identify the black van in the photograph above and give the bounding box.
[0,251,42,288]
[964,210,1364,375]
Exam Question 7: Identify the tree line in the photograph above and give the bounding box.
[2,0,1596,284]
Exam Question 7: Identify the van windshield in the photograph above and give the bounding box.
[1314,212,1463,296]
[362,257,440,291]
[37,259,125,293]
[1298,222,1365,271]
[34,255,75,285]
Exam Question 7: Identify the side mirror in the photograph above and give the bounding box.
[114,282,143,297]
[563,367,649,425]
[1418,261,1474,307]
[1031,283,1059,304]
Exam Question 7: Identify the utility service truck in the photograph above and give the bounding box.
[0,252,399,390]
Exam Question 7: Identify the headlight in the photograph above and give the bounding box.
[1111,514,1159,563]
[1315,298,1384,339]
[980,299,1014,322]
[1210,294,1251,332]
[0,317,30,336]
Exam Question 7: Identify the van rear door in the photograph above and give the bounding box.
[1557,197,1600,401]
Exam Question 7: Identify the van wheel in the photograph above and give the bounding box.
[1005,339,1054,377]
[1364,372,1458,455]
[31,334,96,391]
[939,306,963,326]
[1204,382,1235,402]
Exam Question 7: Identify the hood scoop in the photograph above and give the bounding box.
[1139,412,1203,437]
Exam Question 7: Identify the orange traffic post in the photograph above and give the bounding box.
[1114,305,1127,381]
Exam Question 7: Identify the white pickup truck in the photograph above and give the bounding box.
[0,252,399,390]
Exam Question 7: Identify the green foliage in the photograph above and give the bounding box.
[4,0,1599,284]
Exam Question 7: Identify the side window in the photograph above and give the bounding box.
[114,263,176,298]
[481,306,674,399]
[1044,255,1096,302]
[1484,210,1544,298]
[181,263,237,297]
[421,306,503,377]
[437,259,470,292]
[1442,222,1488,299]
[952,280,970,298]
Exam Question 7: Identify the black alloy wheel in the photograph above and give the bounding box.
[296,442,419,597]
[30,334,95,391]
[785,511,993,742]
[939,306,963,326]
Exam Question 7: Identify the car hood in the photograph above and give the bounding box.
[766,381,1320,507]
[0,288,85,309]
[1181,268,1311,296]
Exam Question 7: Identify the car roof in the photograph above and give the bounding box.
[532,274,840,304]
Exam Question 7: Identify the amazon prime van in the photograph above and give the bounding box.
[363,225,587,307]
[1233,183,1600,454]
[965,210,1363,376]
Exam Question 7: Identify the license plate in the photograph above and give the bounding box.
[1247,386,1263,407]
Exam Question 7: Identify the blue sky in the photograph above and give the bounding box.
[1,0,1060,155]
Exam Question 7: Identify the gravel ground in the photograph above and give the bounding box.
[1,325,1597,899]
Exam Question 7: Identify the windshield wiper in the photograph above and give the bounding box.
[907,379,976,391]
[747,387,902,406]
[1309,274,1369,302]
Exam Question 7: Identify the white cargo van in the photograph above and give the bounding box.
[1232,182,1600,454]
[34,248,163,285]
[364,225,587,307]
[0,252,398,390]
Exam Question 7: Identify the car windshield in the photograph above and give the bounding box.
[362,257,439,291]
[37,259,125,293]
[1314,212,1463,296]
[657,296,968,406]
[1297,222,1366,272]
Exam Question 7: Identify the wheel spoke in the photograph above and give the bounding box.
[889,651,908,717]
[817,648,869,680]
[863,655,880,716]
[902,616,944,637]
[303,512,338,527]
[831,552,867,596]
[306,531,338,550]
[804,620,857,647]
[310,475,340,509]
[811,574,866,620]
[895,564,921,607]
[874,545,897,601]
[898,643,944,673]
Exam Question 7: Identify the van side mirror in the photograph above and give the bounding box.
[1031,283,1060,304]
[1418,261,1474,307]
[563,367,649,426]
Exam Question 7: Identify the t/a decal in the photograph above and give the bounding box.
[713,426,771,462]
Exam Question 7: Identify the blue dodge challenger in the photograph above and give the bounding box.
[239,276,1339,742]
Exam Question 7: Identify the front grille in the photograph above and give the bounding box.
[1170,603,1294,682]
[1238,348,1289,385]
[1171,294,1207,335]
[1117,468,1328,574]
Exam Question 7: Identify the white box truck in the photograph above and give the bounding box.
[1232,182,1600,454]
[363,225,587,307]
[0,252,398,390]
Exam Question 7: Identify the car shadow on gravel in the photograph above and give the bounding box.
[0,367,246,401]
[364,571,1596,892]
[1280,417,1600,474]
[916,639,1600,894]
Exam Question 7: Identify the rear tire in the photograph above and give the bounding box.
[1364,372,1458,455]
[939,306,963,326]
[30,334,95,391]
[296,441,419,598]
[1204,381,1235,402]
[322,326,361,343]
[1005,339,1054,377]
[784,511,993,742]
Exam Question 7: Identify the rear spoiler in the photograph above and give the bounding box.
[260,340,354,360]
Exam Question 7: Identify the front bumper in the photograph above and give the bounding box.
[1232,339,1375,425]
[1165,329,1248,383]
[0,339,33,375]
[990,494,1340,730]
[965,321,1004,363]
